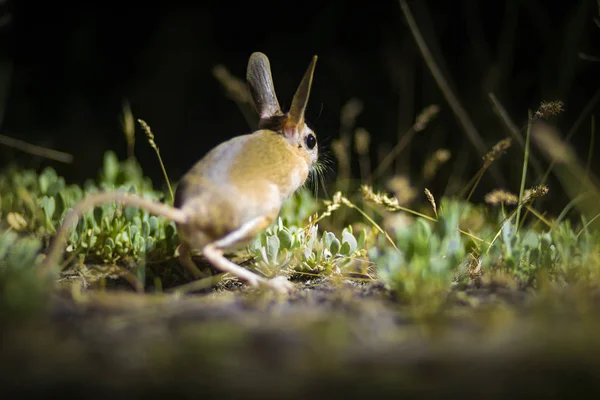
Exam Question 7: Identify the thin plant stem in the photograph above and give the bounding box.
[576,212,600,239]
[0,134,73,163]
[583,115,596,192]
[398,0,500,186]
[552,193,589,231]
[515,110,532,232]
[525,205,553,228]
[138,119,175,203]
[341,197,398,251]
[464,168,486,203]
[372,127,416,180]
[539,88,600,187]
[488,92,544,175]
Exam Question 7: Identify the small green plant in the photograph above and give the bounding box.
[477,194,600,285]
[278,187,321,227]
[369,198,467,305]
[249,217,367,277]
[0,151,179,269]
[0,231,49,321]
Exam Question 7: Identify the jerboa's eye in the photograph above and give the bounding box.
[305,134,316,150]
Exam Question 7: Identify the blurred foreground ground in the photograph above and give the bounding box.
[2,280,600,399]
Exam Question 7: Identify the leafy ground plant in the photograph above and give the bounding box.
[0,230,48,321]
[249,217,368,279]
[2,143,599,304]
[1,151,179,268]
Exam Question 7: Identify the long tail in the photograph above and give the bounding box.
[38,191,188,277]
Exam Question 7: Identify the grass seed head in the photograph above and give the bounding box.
[534,101,564,120]
[483,138,512,168]
[523,185,549,203]
[340,98,364,129]
[361,185,401,211]
[423,149,451,179]
[424,188,437,218]
[484,190,519,206]
[386,176,417,206]
[354,128,371,156]
[413,104,440,132]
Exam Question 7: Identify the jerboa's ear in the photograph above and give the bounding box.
[246,52,282,120]
[288,55,318,125]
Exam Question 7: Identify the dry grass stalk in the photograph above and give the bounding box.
[121,101,135,159]
[372,104,440,180]
[138,119,157,151]
[0,134,73,164]
[466,253,483,281]
[137,119,174,202]
[340,98,364,130]
[334,98,364,183]
[531,122,573,164]
[212,64,257,129]
[424,188,437,218]
[413,104,440,132]
[361,185,403,212]
[534,101,564,120]
[355,128,372,182]
[212,65,252,105]
[319,192,343,218]
[461,137,513,202]
[331,139,351,182]
[323,189,398,250]
[361,185,431,223]
[483,138,512,168]
[484,190,519,206]
[386,175,417,206]
[354,128,371,155]
[423,148,451,179]
[522,185,549,203]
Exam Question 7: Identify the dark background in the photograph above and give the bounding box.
[0,0,599,210]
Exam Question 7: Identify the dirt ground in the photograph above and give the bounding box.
[2,277,600,399]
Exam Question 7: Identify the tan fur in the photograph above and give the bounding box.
[174,129,311,251]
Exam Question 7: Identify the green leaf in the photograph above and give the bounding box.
[413,219,432,258]
[38,168,57,195]
[266,235,280,264]
[129,225,140,239]
[341,229,357,254]
[357,229,366,249]
[330,237,341,255]
[149,216,159,234]
[115,232,125,247]
[165,224,177,241]
[102,151,120,184]
[103,245,112,258]
[40,196,56,223]
[142,220,150,238]
[146,236,156,253]
[2,192,13,211]
[120,230,130,245]
[0,231,18,259]
[521,231,539,249]
[93,206,104,226]
[323,231,336,249]
[124,206,137,221]
[278,228,294,250]
[69,230,79,244]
